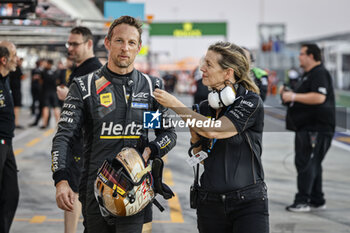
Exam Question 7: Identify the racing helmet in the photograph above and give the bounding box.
[94,147,154,217]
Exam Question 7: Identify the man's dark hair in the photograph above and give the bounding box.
[107,16,143,44]
[301,43,322,62]
[47,59,54,65]
[71,26,93,42]
[0,46,9,60]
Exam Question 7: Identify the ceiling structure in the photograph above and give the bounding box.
[0,0,107,52]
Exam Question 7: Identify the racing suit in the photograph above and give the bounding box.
[51,65,177,232]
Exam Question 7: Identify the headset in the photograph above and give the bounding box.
[208,81,238,109]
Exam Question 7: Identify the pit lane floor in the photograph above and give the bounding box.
[10,95,350,233]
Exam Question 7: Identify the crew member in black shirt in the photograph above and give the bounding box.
[9,57,25,129]
[41,59,61,128]
[155,42,269,233]
[280,43,335,212]
[56,26,102,233]
[243,47,269,101]
[0,41,19,233]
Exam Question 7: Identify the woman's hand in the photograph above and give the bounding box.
[153,89,182,108]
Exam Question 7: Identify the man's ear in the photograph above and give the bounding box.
[0,57,7,66]
[87,39,93,49]
[137,42,142,53]
[104,37,110,51]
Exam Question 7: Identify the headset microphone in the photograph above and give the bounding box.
[155,79,161,89]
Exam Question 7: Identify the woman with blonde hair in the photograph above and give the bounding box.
[154,41,269,233]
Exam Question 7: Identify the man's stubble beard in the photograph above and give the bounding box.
[113,57,133,69]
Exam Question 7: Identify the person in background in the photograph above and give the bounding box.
[9,57,25,129]
[29,59,47,127]
[243,48,268,101]
[154,41,269,233]
[162,72,177,93]
[280,43,335,212]
[56,26,102,233]
[40,59,60,128]
[30,59,44,117]
[0,41,19,233]
[286,66,301,91]
[192,61,209,105]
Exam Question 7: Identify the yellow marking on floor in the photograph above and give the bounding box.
[44,128,55,137]
[337,136,350,143]
[168,193,184,223]
[163,156,183,223]
[14,148,23,156]
[163,168,174,186]
[26,138,41,147]
[29,216,46,223]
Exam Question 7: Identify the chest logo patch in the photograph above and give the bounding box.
[100,93,113,107]
[0,94,5,108]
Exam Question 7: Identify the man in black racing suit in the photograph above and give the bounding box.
[51,16,177,233]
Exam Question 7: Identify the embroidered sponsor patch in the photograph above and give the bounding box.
[0,94,5,108]
[318,87,327,95]
[100,93,113,107]
[96,76,111,94]
[131,102,149,109]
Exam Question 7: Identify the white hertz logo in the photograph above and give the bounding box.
[100,122,142,139]
[51,151,59,172]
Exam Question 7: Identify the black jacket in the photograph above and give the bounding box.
[0,74,15,142]
[68,57,102,86]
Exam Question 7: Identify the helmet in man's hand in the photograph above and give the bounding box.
[94,147,154,217]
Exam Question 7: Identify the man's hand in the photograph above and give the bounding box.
[281,91,295,103]
[55,180,75,211]
[142,147,152,163]
[56,86,69,101]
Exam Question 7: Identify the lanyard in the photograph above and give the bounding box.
[207,105,232,153]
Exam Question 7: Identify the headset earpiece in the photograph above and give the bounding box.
[208,84,237,109]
